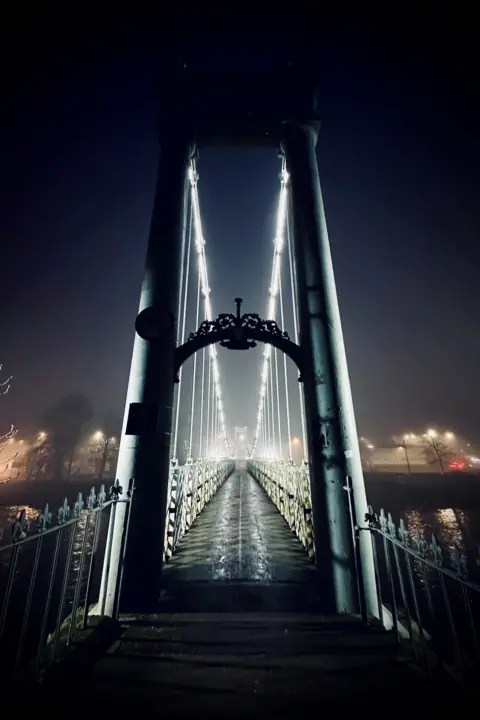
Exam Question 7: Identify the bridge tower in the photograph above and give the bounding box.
[102,62,378,619]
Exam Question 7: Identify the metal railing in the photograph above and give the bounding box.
[0,481,132,685]
[359,501,480,686]
[247,459,315,559]
[165,458,235,560]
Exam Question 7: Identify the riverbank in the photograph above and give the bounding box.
[1,471,480,514]
[0,477,113,512]
[364,471,480,512]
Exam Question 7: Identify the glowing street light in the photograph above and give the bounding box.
[445,431,455,441]
[93,431,104,441]
[38,432,47,440]
[292,436,301,446]
[426,429,437,439]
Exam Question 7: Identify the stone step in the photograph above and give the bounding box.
[81,613,452,713]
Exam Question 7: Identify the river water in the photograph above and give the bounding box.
[1,496,480,555]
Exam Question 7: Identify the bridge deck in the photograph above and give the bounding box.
[158,468,320,612]
[29,470,460,710]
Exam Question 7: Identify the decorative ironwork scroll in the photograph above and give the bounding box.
[175,297,305,381]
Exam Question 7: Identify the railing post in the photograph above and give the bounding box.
[344,476,367,623]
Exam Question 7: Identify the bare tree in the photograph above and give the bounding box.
[0,364,18,484]
[40,393,93,480]
[26,432,52,481]
[90,411,121,480]
[422,433,454,474]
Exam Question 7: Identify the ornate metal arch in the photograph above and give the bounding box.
[174,298,305,382]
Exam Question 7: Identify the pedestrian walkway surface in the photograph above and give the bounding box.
[159,469,319,612]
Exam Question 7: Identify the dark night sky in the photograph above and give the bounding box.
[1,12,479,444]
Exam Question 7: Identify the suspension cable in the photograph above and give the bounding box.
[286,203,307,456]
[206,356,212,455]
[274,347,283,458]
[189,161,232,458]
[172,187,193,460]
[188,273,201,458]
[279,271,293,461]
[268,357,276,456]
[251,159,289,457]
[198,347,206,457]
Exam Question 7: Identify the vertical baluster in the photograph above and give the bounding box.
[378,510,400,643]
[388,516,413,646]
[431,535,463,674]
[461,583,479,662]
[51,519,78,660]
[0,545,19,645]
[36,529,62,666]
[14,535,44,674]
[82,508,104,629]
[398,521,428,669]
[344,477,367,622]
[67,514,91,646]
[370,533,384,626]
[114,481,134,619]
[99,500,117,616]
[451,546,479,662]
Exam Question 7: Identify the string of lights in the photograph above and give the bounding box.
[251,160,289,458]
[188,161,233,459]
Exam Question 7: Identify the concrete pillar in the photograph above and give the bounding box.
[281,122,379,618]
[101,125,194,615]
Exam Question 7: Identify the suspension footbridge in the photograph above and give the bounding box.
[0,62,478,703]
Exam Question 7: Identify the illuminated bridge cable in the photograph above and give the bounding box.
[188,160,232,458]
[188,273,201,458]
[198,347,206,457]
[269,357,276,456]
[252,159,289,458]
[274,347,283,457]
[279,270,293,461]
[286,202,307,457]
[206,357,212,456]
[172,185,193,461]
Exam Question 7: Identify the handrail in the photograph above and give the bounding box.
[357,500,480,686]
[247,459,315,559]
[0,480,133,684]
[164,458,235,560]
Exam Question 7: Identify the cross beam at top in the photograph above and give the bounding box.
[158,67,320,147]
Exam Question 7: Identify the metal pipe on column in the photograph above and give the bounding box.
[281,121,378,618]
[101,120,195,615]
